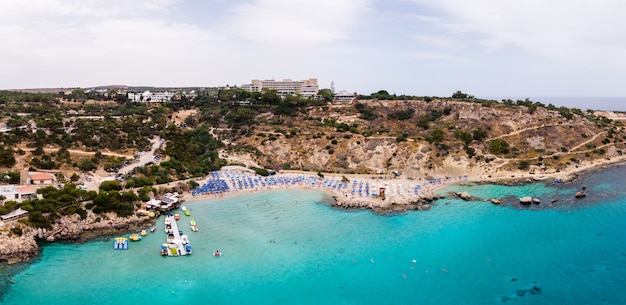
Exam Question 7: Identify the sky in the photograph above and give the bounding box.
[1,0,625,107]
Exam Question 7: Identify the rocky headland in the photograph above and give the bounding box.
[0,211,155,264]
[332,191,437,214]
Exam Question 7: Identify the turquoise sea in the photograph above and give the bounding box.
[2,166,626,304]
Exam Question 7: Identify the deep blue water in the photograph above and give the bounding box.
[1,166,626,304]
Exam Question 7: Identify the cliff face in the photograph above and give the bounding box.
[217,98,624,178]
[0,233,38,264]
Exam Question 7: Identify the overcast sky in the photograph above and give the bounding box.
[1,0,625,101]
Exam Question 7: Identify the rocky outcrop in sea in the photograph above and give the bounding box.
[332,192,437,213]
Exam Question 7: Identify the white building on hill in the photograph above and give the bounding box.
[241,78,319,98]
[333,90,357,104]
[128,91,174,103]
[0,185,39,203]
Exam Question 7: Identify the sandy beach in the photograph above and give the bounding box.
[180,154,626,212]
[180,168,449,210]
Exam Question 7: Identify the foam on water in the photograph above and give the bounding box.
[2,167,626,304]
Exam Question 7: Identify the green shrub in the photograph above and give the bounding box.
[11,227,23,236]
[252,167,270,176]
[488,139,510,154]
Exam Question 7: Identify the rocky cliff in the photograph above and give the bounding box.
[217,98,624,180]
[0,211,155,264]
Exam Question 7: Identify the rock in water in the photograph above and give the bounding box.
[532,198,541,204]
[519,197,532,205]
[459,192,472,201]
[575,191,586,198]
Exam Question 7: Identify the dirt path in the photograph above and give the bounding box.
[489,123,583,140]
[569,131,606,152]
[18,146,132,158]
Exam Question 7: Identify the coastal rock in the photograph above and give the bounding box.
[332,192,434,213]
[519,197,532,205]
[1,211,156,264]
[0,233,40,264]
[491,198,502,205]
[532,198,541,204]
[457,192,472,201]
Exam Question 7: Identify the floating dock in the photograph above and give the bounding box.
[161,211,192,256]
[114,237,128,250]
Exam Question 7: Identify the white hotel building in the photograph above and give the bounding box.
[127,91,174,103]
[241,78,319,98]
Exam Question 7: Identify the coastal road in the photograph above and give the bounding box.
[17,146,131,158]
[117,137,162,176]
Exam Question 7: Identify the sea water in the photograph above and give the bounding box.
[2,167,626,304]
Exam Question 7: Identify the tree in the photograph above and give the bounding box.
[4,172,20,184]
[388,108,415,121]
[184,115,198,128]
[187,180,199,189]
[70,173,80,182]
[355,103,378,121]
[518,160,530,170]
[261,89,280,105]
[230,107,254,124]
[472,128,488,141]
[33,145,44,156]
[427,128,445,143]
[372,90,393,100]
[28,211,52,229]
[78,159,97,171]
[417,115,430,129]
[488,139,510,154]
[0,146,16,167]
[318,89,333,102]
[452,90,469,98]
[454,129,473,146]
[99,180,122,191]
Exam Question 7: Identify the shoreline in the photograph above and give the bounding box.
[183,154,626,206]
[3,156,626,264]
[470,155,626,186]
[0,212,155,264]
[180,170,455,213]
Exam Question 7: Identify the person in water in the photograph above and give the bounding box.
[215,250,220,256]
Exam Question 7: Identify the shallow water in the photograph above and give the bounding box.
[2,166,626,304]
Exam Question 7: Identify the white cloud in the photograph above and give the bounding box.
[0,0,227,87]
[0,0,180,19]
[412,0,626,64]
[0,0,625,101]
[220,0,371,47]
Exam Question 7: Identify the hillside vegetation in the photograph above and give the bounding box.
[0,88,625,229]
[0,89,624,186]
